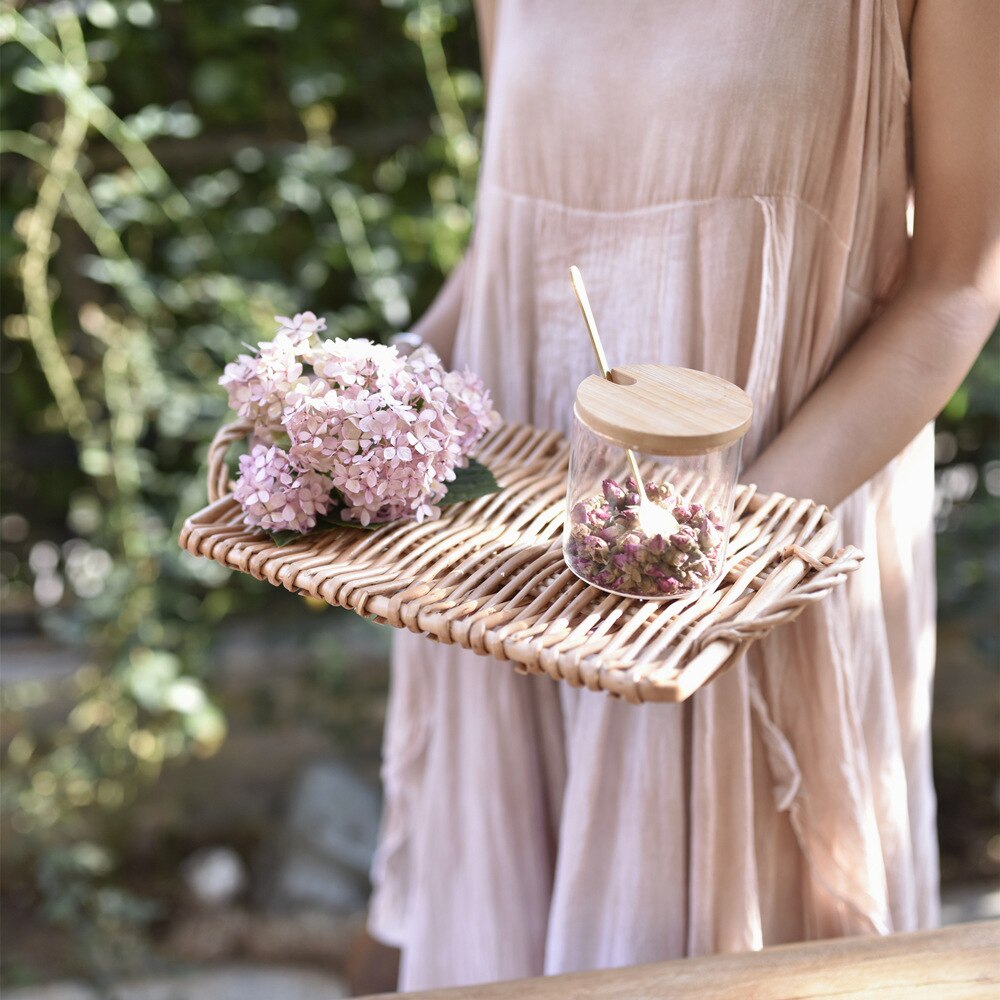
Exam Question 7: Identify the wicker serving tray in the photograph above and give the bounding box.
[180,420,862,703]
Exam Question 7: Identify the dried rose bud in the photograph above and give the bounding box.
[566,478,726,598]
[602,479,627,507]
[699,523,720,549]
[647,533,667,554]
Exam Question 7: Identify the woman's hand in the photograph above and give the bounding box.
[744,0,1000,509]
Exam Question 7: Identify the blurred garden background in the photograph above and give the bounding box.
[0,1,997,997]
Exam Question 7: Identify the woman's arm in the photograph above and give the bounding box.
[743,0,1000,508]
[409,254,469,366]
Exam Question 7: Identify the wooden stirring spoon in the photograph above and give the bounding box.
[569,265,679,538]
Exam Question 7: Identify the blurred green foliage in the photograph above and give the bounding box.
[0,0,997,984]
[1,0,481,977]
[935,330,1000,623]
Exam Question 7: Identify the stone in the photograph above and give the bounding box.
[164,906,249,961]
[243,909,363,965]
[4,985,96,1000]
[941,881,1000,925]
[5,967,350,1000]
[125,966,349,1000]
[165,906,362,968]
[181,847,248,907]
[289,760,381,875]
[262,759,381,915]
[265,847,369,914]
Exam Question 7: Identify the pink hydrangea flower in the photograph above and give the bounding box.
[275,311,327,349]
[221,317,500,533]
[308,336,402,388]
[279,338,497,525]
[233,444,332,533]
[219,335,304,424]
[443,367,502,454]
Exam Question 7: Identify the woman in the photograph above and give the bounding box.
[369,0,1000,989]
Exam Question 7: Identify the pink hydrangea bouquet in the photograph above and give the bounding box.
[219,312,500,538]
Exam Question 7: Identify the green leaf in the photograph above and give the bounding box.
[943,386,969,423]
[268,507,376,547]
[440,459,500,506]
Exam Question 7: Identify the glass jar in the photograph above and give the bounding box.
[564,364,753,600]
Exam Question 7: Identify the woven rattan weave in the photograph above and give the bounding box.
[180,420,862,703]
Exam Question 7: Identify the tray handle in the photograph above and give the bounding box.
[206,419,252,503]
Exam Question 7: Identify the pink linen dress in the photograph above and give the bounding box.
[369,0,938,989]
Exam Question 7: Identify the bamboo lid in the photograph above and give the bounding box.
[574,364,753,455]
